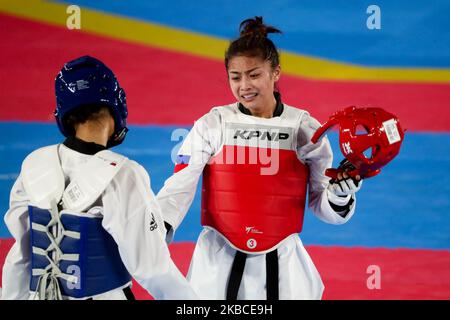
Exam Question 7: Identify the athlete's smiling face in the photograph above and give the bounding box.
[227,55,280,118]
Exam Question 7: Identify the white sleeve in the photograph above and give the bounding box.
[1,173,31,300]
[156,111,220,233]
[297,113,356,224]
[101,161,198,300]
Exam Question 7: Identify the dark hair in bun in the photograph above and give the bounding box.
[225,16,281,70]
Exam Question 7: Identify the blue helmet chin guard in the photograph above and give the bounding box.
[54,55,128,148]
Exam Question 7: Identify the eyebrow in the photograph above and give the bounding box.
[229,67,261,75]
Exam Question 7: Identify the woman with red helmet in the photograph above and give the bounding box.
[157,17,363,300]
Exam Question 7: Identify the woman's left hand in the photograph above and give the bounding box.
[328,171,363,197]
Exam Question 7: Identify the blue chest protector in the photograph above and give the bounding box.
[29,206,132,299]
[22,145,132,299]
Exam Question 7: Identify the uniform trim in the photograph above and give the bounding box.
[63,136,107,155]
[238,92,284,117]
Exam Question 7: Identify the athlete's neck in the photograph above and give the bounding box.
[74,118,114,147]
[249,95,277,118]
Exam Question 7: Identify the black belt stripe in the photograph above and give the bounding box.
[266,249,279,300]
[226,250,247,300]
[226,249,279,300]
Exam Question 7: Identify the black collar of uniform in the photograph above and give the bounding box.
[238,92,284,117]
[63,136,107,155]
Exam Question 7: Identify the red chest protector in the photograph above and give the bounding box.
[201,106,309,254]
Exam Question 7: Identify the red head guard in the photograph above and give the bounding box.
[311,106,405,179]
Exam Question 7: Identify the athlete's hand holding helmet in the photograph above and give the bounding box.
[312,106,405,198]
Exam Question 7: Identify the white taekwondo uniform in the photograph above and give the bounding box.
[157,94,357,300]
[1,137,198,300]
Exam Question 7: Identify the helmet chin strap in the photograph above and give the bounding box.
[326,159,360,181]
[106,127,129,148]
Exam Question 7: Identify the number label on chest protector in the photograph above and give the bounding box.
[247,238,257,249]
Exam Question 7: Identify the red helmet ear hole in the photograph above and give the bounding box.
[362,146,380,160]
[355,124,369,136]
[362,147,373,159]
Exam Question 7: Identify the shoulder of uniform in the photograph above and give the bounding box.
[119,158,151,183]
[302,112,322,131]
[282,104,308,117]
[119,158,143,174]
[283,104,321,130]
[280,104,311,127]
[22,144,59,167]
[192,105,227,128]
[98,148,128,162]
[210,103,238,115]
[25,144,59,157]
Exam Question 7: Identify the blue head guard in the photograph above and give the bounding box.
[54,56,128,147]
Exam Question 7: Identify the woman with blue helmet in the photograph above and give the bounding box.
[1,56,197,300]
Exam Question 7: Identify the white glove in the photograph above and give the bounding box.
[326,174,363,212]
[328,176,362,197]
